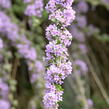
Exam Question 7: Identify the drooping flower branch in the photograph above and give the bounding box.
[0,38,12,109]
[23,0,45,108]
[43,0,75,109]
[0,11,44,108]
[69,0,94,108]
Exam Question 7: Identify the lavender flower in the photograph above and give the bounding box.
[24,0,43,17]
[0,11,37,61]
[0,100,10,109]
[0,79,9,98]
[77,0,88,13]
[0,0,11,8]
[74,60,88,75]
[49,7,75,27]
[0,11,19,41]
[87,99,93,107]
[17,43,37,60]
[46,24,72,46]
[43,0,75,108]
[0,43,11,109]
[76,15,87,28]
[70,26,85,42]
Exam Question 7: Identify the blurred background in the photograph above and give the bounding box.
[0,0,109,109]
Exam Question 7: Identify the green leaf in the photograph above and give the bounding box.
[55,84,64,91]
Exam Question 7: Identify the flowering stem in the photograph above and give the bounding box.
[43,0,75,109]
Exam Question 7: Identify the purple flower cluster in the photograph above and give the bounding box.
[0,0,11,9]
[0,79,9,97]
[46,24,72,46]
[74,59,88,75]
[0,12,19,42]
[46,0,75,27]
[17,35,37,61]
[0,99,10,109]
[76,0,88,13]
[0,77,10,109]
[0,10,44,86]
[43,0,75,108]
[24,0,43,17]
[0,11,36,61]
